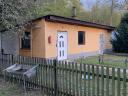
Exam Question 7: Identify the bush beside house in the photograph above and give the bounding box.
[111,13,128,53]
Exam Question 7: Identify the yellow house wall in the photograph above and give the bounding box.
[45,21,112,58]
[19,49,31,57]
[32,19,46,58]
[19,19,46,58]
[20,19,112,58]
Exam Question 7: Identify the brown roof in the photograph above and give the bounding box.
[33,15,115,31]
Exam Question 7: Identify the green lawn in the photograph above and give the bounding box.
[0,79,23,96]
[76,54,128,68]
[0,78,43,96]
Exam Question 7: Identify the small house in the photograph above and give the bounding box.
[2,15,115,60]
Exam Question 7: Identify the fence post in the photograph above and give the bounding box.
[124,58,127,67]
[99,55,104,64]
[2,53,3,65]
[11,54,14,65]
[53,59,57,96]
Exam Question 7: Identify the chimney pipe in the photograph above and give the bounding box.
[72,6,77,19]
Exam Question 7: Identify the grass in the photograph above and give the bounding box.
[0,78,23,96]
[75,54,128,68]
[0,77,43,96]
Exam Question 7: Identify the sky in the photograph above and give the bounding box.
[80,0,96,9]
[80,0,125,9]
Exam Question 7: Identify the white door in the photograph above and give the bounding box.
[57,32,68,60]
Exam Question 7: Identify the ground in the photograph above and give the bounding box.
[0,77,43,96]
[76,54,128,68]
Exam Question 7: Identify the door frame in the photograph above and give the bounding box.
[57,31,68,60]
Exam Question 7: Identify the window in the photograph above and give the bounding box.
[78,31,85,45]
[21,32,31,49]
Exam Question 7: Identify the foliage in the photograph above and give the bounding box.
[111,13,128,53]
[0,0,41,33]
[35,0,122,26]
[87,0,121,26]
[35,0,85,18]
[35,0,71,17]
[0,0,125,34]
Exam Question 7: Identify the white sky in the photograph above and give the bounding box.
[80,0,96,9]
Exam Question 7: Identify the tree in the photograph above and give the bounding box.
[36,0,86,19]
[87,0,121,26]
[0,0,41,33]
[0,0,43,54]
[111,13,128,53]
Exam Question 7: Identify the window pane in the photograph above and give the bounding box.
[60,51,61,57]
[78,31,85,45]
[59,41,61,47]
[21,32,31,49]
[62,41,64,47]
[63,50,64,56]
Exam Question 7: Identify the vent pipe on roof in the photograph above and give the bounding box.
[72,6,77,19]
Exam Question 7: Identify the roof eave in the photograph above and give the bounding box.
[44,15,115,31]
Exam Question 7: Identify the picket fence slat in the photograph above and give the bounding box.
[101,66,104,96]
[96,65,99,96]
[123,68,127,96]
[88,64,91,96]
[112,67,115,96]
[117,68,121,96]
[92,65,95,96]
[106,67,109,96]
[84,63,86,96]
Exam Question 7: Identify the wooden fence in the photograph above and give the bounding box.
[0,54,128,96]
